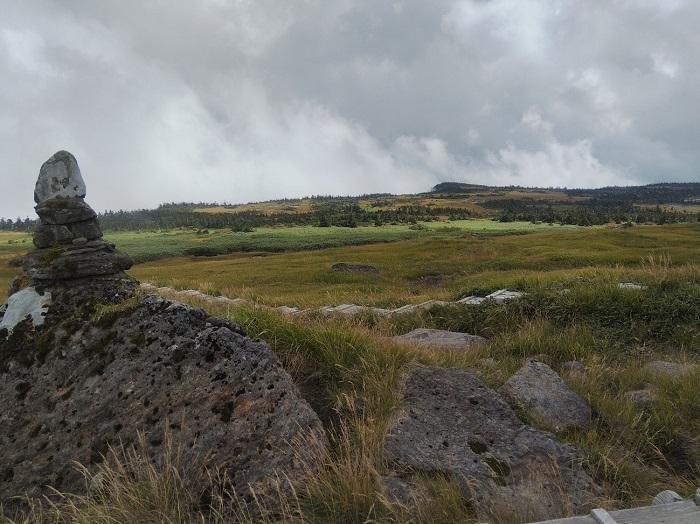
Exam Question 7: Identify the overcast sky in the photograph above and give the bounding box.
[1,1,698,217]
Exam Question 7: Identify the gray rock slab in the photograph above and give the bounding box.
[618,282,647,290]
[0,287,52,334]
[34,150,86,204]
[393,328,487,349]
[500,360,592,431]
[274,306,301,314]
[384,366,599,522]
[624,387,657,410]
[457,295,486,305]
[486,289,526,303]
[391,300,451,315]
[643,360,695,379]
[561,361,587,376]
[35,198,97,225]
[24,240,133,281]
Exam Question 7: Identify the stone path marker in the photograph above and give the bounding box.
[393,328,487,349]
[500,360,592,432]
[0,152,327,511]
[384,366,599,522]
[138,284,527,319]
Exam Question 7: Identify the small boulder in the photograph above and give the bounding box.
[379,476,425,507]
[34,150,86,203]
[393,328,487,350]
[561,361,587,376]
[624,387,657,410]
[331,263,379,274]
[500,360,591,431]
[643,360,694,379]
[384,366,598,522]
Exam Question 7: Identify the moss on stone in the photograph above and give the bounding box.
[92,296,141,327]
[38,247,63,266]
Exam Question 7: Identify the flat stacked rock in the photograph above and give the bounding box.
[22,151,133,290]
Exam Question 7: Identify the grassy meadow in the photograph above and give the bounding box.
[130,223,700,308]
[2,219,700,523]
[0,220,576,301]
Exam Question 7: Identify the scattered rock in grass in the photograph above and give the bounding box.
[384,366,599,522]
[331,262,379,274]
[457,289,525,306]
[485,289,526,303]
[561,361,587,376]
[274,305,301,314]
[618,282,647,290]
[652,490,684,505]
[457,295,486,305]
[643,360,695,379]
[624,386,658,410]
[499,360,591,431]
[390,300,451,315]
[393,328,487,350]
[379,476,426,507]
[479,357,498,369]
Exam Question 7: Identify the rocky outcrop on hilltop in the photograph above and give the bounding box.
[0,152,326,510]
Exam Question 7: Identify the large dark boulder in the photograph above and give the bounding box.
[0,151,327,511]
[0,294,326,507]
[384,366,599,522]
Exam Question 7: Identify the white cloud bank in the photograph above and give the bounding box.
[0,0,698,217]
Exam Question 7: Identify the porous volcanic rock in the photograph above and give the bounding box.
[384,366,598,522]
[500,360,591,431]
[0,295,326,507]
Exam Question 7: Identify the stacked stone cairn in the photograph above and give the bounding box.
[0,151,327,511]
[22,150,133,288]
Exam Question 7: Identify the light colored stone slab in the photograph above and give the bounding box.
[274,306,301,314]
[393,328,487,349]
[391,300,451,315]
[457,295,486,305]
[486,289,526,303]
[0,287,52,334]
[644,360,695,379]
[618,282,647,290]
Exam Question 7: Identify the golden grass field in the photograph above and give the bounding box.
[130,223,700,308]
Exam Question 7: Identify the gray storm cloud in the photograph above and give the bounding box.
[1,0,698,217]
